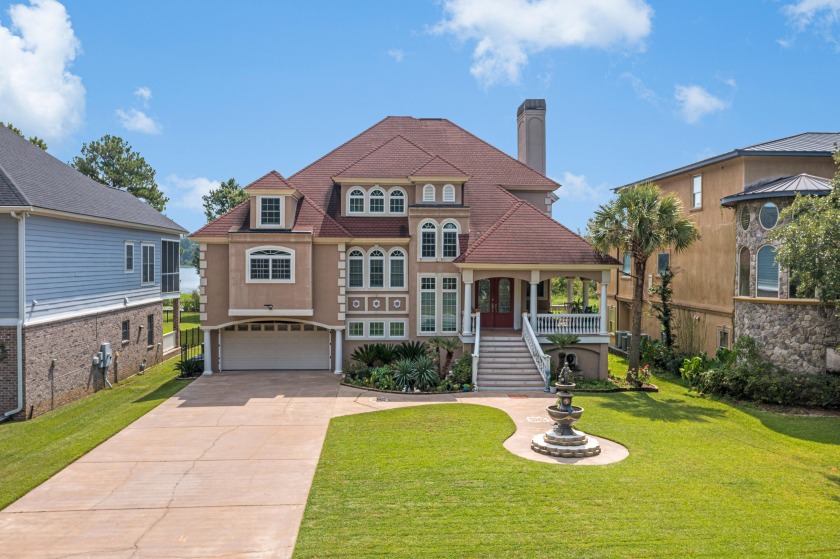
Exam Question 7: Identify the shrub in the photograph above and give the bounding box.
[641,339,685,377]
[680,355,707,385]
[351,344,381,368]
[412,355,439,391]
[175,357,203,377]
[377,344,397,365]
[395,341,428,361]
[450,352,473,386]
[371,366,396,391]
[627,364,651,387]
[391,358,417,391]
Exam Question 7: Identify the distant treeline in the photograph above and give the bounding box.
[180,236,198,266]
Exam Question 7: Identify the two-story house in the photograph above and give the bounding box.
[609,132,840,373]
[0,126,186,420]
[191,100,619,389]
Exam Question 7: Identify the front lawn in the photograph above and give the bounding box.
[0,358,192,509]
[294,365,840,557]
[163,310,200,334]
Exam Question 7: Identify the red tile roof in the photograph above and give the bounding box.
[244,170,296,191]
[455,197,617,266]
[191,116,614,266]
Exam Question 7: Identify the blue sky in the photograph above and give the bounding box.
[1,0,839,235]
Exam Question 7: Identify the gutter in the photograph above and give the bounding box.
[2,210,25,421]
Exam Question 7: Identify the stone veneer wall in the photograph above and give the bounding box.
[734,300,840,374]
[21,302,164,419]
[735,198,793,298]
[0,326,18,413]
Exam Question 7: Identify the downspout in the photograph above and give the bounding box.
[2,211,25,421]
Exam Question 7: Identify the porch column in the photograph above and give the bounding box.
[582,281,590,310]
[566,278,574,304]
[334,330,344,374]
[600,282,608,334]
[462,281,473,335]
[529,270,539,331]
[202,328,213,375]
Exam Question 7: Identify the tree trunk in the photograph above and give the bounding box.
[627,256,647,379]
[441,351,454,379]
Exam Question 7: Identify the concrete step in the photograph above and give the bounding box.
[479,353,531,359]
[480,357,534,364]
[478,381,546,389]
[477,385,546,392]
[481,340,526,345]
[478,373,544,381]
[478,362,535,370]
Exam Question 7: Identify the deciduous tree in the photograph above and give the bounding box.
[202,178,248,222]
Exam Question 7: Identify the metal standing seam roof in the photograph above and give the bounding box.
[0,126,186,233]
[720,173,832,206]
[617,132,840,190]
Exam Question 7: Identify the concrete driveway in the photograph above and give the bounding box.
[0,371,626,558]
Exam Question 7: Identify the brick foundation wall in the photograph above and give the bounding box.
[22,302,165,419]
[0,326,18,414]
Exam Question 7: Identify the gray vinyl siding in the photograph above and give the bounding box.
[24,215,178,323]
[0,214,19,318]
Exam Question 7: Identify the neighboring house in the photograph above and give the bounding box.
[609,132,840,373]
[0,126,186,420]
[191,100,619,388]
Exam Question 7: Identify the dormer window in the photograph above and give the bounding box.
[259,196,283,227]
[369,188,385,213]
[349,188,365,214]
[389,189,405,214]
[423,184,435,203]
[443,184,456,203]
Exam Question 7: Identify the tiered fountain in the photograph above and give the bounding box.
[531,364,601,458]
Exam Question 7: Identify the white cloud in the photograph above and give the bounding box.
[115,108,162,134]
[621,72,658,103]
[783,0,840,44]
[433,0,653,86]
[0,0,84,140]
[674,84,728,124]
[134,86,152,105]
[554,171,611,203]
[161,174,217,211]
[387,48,405,62]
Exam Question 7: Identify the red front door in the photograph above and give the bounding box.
[475,278,514,329]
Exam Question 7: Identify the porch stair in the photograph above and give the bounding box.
[477,334,546,391]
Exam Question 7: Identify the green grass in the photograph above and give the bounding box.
[163,311,200,334]
[294,358,840,558]
[0,358,192,509]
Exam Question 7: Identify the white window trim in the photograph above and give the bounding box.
[737,246,751,297]
[691,174,702,209]
[423,184,435,203]
[246,245,296,284]
[347,247,366,289]
[441,219,460,260]
[368,187,386,214]
[368,248,386,289]
[756,244,780,298]
[416,273,459,336]
[419,219,438,261]
[759,202,779,230]
[258,196,285,228]
[141,242,155,286]
[388,187,407,215]
[388,248,406,289]
[348,187,366,215]
[345,318,407,340]
[124,241,134,273]
[347,246,408,291]
[442,184,456,203]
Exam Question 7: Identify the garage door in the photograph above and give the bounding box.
[221,323,330,371]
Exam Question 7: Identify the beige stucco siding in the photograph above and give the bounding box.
[204,244,230,326]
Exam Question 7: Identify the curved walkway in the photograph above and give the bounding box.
[0,371,626,559]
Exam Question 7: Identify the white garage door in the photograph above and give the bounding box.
[221,324,330,371]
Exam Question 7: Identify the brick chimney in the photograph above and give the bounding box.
[517,99,546,175]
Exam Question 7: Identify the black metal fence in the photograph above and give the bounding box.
[180,327,203,363]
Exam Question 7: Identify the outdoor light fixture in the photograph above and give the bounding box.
[264,304,274,311]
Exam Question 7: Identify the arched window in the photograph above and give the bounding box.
[247,247,294,283]
[389,189,405,214]
[756,245,779,297]
[442,222,458,258]
[369,188,385,213]
[349,188,365,214]
[739,206,750,230]
[389,249,405,288]
[423,184,435,203]
[442,184,456,203]
[348,249,364,288]
[369,249,385,288]
[759,202,778,229]
[738,247,750,297]
[420,222,437,258]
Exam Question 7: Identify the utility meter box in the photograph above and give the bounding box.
[97,342,113,369]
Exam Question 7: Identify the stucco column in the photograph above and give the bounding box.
[529,273,539,332]
[334,330,343,374]
[600,283,608,334]
[462,282,473,335]
[567,278,574,305]
[202,329,212,375]
[582,281,589,310]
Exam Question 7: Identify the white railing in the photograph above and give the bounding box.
[471,312,480,389]
[534,313,601,335]
[522,313,551,391]
[162,331,177,352]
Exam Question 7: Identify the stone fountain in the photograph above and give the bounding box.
[531,364,601,458]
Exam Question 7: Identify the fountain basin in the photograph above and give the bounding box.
[546,405,584,424]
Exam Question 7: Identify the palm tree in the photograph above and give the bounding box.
[428,336,462,379]
[587,182,700,376]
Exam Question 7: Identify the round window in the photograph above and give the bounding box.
[740,207,750,230]
[759,202,778,229]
